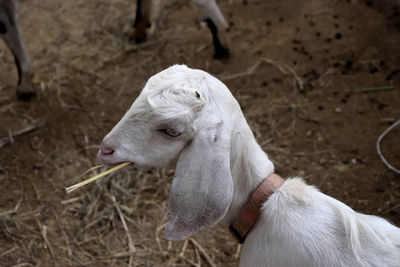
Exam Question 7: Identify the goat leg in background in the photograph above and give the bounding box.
[193,0,230,59]
[0,0,35,100]
[129,0,152,43]
[204,17,229,59]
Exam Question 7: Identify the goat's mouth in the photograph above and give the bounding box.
[108,161,134,168]
[97,149,132,166]
[98,156,134,167]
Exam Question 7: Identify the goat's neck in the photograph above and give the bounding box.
[223,115,275,224]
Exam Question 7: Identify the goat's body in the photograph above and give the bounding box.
[99,65,400,266]
[241,178,400,267]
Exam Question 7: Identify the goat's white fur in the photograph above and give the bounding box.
[100,65,400,267]
[192,0,229,30]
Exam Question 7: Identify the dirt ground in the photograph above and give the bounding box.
[0,0,399,266]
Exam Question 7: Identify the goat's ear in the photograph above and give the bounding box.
[165,121,233,241]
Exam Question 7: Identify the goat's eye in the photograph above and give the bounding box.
[159,128,182,137]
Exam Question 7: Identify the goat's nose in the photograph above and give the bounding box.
[100,145,114,155]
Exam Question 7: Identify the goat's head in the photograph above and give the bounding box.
[99,64,242,241]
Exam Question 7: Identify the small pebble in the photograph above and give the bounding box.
[334,107,342,113]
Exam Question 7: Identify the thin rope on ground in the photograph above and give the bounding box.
[376,120,400,174]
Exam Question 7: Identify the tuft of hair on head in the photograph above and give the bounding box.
[146,86,205,120]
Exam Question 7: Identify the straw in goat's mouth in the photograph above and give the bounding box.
[65,162,132,194]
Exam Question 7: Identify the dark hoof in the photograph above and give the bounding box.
[128,30,147,44]
[133,35,147,43]
[17,90,36,101]
[128,22,150,44]
[213,46,230,60]
[17,85,36,101]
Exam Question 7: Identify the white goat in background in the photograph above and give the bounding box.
[128,0,229,59]
[98,65,400,267]
[0,0,34,99]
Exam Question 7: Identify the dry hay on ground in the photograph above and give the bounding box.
[0,0,400,266]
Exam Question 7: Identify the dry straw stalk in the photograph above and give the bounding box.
[65,162,131,194]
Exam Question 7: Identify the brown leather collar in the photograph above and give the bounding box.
[229,173,285,243]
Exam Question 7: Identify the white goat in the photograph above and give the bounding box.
[98,65,400,267]
[0,0,34,99]
[129,0,229,59]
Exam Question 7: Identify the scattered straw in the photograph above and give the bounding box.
[65,162,132,193]
[0,121,44,148]
[35,218,56,263]
[235,244,241,259]
[0,199,22,217]
[52,208,73,260]
[189,238,217,267]
[1,0,399,266]
[220,57,304,91]
[108,193,136,266]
